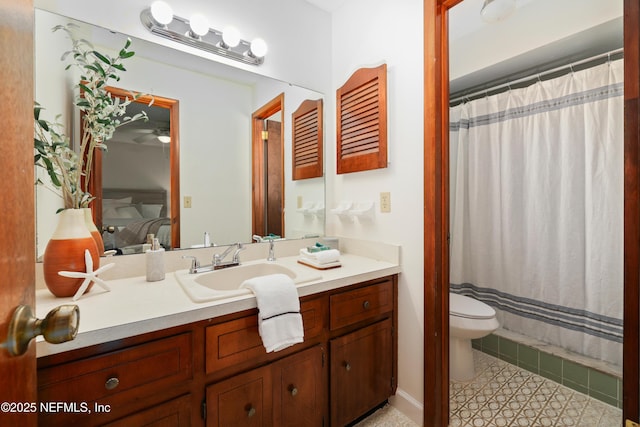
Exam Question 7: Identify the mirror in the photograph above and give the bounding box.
[34,9,325,257]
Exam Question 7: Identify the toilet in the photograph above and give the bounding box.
[449,292,500,381]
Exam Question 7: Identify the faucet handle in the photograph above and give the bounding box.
[232,242,246,262]
[182,255,200,273]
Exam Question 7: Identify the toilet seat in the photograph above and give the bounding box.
[450,292,495,319]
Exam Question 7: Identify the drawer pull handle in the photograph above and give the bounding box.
[363,300,371,309]
[105,377,120,390]
[246,405,256,418]
[288,384,298,396]
[344,362,351,371]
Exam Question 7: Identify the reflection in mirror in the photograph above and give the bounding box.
[96,93,179,255]
[35,9,325,258]
[252,94,284,239]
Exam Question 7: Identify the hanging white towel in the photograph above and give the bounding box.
[240,273,303,352]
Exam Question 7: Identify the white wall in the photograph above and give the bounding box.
[329,0,425,422]
[34,0,332,93]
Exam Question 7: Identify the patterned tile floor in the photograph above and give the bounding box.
[449,351,622,427]
[357,350,621,427]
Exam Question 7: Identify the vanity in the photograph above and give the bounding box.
[35,240,400,426]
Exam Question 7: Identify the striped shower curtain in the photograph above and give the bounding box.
[449,59,624,366]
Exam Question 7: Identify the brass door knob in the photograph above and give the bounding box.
[6,305,79,356]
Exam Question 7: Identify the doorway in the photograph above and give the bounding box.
[88,87,180,250]
[252,93,285,238]
[423,1,640,426]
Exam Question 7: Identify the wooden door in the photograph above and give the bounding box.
[623,0,640,424]
[251,94,284,239]
[272,346,325,427]
[206,365,272,427]
[329,319,393,426]
[0,0,37,425]
[424,0,640,426]
[265,119,283,237]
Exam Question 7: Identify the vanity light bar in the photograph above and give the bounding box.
[140,6,266,66]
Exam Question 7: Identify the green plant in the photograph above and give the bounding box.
[34,24,148,210]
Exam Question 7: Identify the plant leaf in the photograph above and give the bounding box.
[92,50,111,65]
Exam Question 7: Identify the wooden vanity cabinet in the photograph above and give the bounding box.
[36,274,397,427]
[205,345,325,427]
[328,278,397,426]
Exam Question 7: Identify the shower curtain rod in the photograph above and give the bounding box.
[449,47,624,105]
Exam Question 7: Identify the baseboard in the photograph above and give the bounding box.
[389,388,423,426]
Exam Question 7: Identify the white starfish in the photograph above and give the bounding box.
[58,249,114,301]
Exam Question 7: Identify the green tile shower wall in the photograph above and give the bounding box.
[472,334,622,408]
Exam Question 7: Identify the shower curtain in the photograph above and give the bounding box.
[449,59,624,366]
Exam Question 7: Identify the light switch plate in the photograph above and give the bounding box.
[184,196,192,208]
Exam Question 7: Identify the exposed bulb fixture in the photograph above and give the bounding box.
[157,135,171,144]
[188,13,209,37]
[221,26,241,48]
[140,3,267,65]
[249,38,268,58]
[480,0,516,23]
[150,1,173,25]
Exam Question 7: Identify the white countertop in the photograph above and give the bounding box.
[36,252,401,357]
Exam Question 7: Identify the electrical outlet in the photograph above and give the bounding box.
[184,196,192,208]
[380,192,391,213]
[297,196,303,209]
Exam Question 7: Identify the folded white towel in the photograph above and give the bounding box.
[299,248,341,265]
[240,273,303,352]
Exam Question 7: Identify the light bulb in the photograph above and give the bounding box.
[480,0,516,23]
[157,136,171,143]
[189,13,209,37]
[150,1,173,25]
[249,38,268,58]
[222,26,241,48]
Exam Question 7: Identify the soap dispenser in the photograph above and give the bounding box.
[145,238,165,282]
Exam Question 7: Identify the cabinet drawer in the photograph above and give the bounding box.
[206,298,324,374]
[330,279,393,330]
[38,333,192,413]
[104,394,192,427]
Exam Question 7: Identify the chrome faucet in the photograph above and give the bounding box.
[213,242,245,269]
[267,239,276,261]
[182,243,246,274]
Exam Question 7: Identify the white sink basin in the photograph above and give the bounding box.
[175,261,321,303]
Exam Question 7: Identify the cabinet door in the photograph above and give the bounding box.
[206,365,272,427]
[330,318,393,426]
[272,346,325,427]
[104,394,191,427]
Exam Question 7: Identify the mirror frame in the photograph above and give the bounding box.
[89,86,181,249]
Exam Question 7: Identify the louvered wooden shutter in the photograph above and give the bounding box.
[292,98,323,180]
[336,64,387,174]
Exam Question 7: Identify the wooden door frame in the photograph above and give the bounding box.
[0,0,37,423]
[251,93,284,238]
[423,0,640,426]
[89,88,180,249]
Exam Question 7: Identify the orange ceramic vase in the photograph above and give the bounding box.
[43,209,100,297]
[83,207,104,256]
